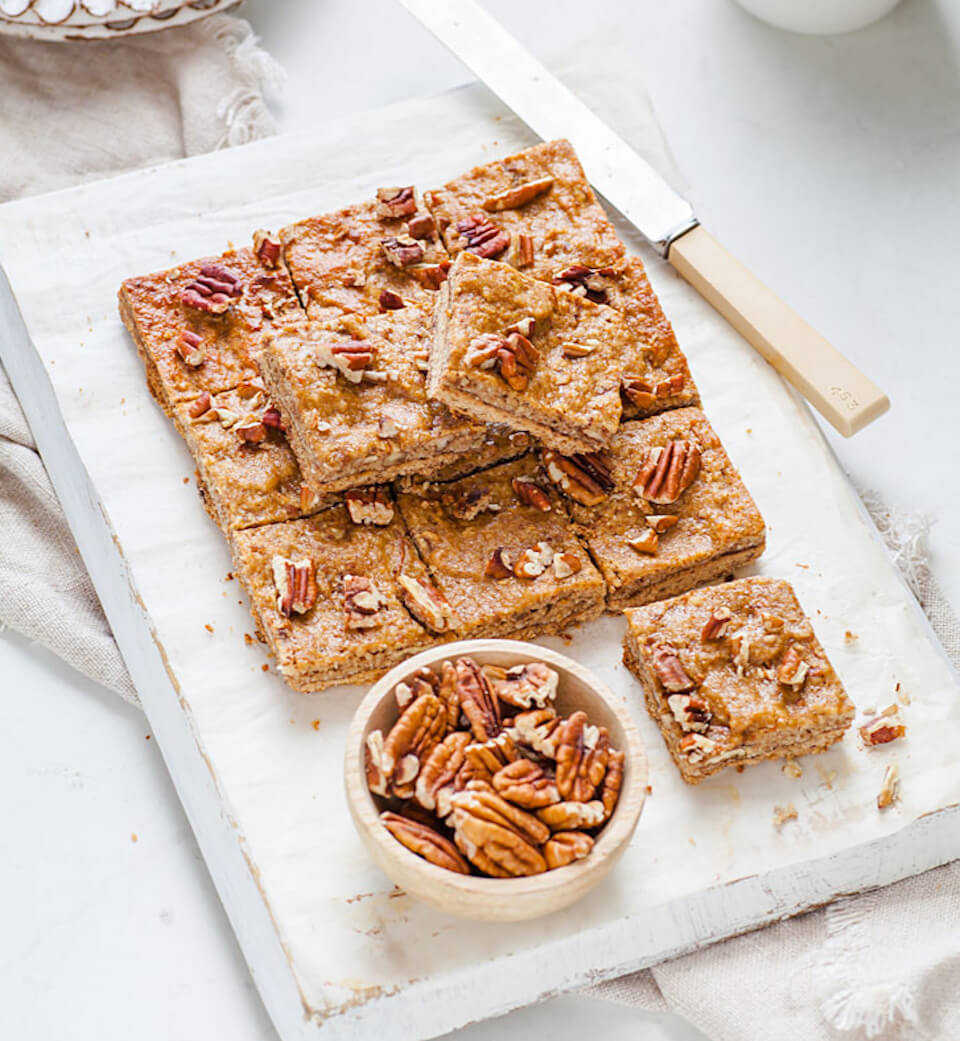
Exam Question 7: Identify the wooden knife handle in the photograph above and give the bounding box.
[668,225,889,437]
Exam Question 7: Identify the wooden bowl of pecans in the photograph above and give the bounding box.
[344,639,648,921]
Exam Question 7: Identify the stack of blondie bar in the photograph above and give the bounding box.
[118,140,769,697]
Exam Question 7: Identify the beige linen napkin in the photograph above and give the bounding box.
[0,29,956,1040]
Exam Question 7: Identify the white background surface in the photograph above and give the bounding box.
[2,1,958,1039]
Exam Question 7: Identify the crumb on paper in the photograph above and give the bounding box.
[735,764,745,773]
[311,720,320,731]
[782,759,803,779]
[225,572,234,582]
[131,833,138,843]
[145,735,151,741]
[794,563,809,570]
[859,705,906,747]
[877,763,900,810]
[261,663,269,672]
[204,623,214,634]
[815,765,837,789]
[745,427,752,435]
[244,633,253,646]
[645,785,653,795]
[844,630,858,643]
[773,804,798,830]
[688,837,696,846]
[182,477,189,485]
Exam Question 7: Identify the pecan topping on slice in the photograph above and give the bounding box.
[378,416,399,439]
[543,449,615,507]
[701,607,733,641]
[300,484,320,513]
[622,373,686,410]
[271,556,318,617]
[561,341,597,358]
[180,263,243,314]
[378,289,405,311]
[188,391,212,419]
[484,548,516,580]
[667,693,712,734]
[415,731,471,814]
[497,331,540,391]
[253,229,281,268]
[455,213,510,259]
[482,176,554,212]
[627,529,659,555]
[506,316,535,338]
[511,232,535,269]
[381,234,425,268]
[235,416,268,445]
[777,645,809,694]
[860,705,906,747]
[512,477,551,511]
[552,264,616,303]
[552,552,582,580]
[345,486,394,526]
[646,514,679,534]
[381,811,470,874]
[493,662,559,710]
[537,800,605,831]
[600,749,625,821]
[375,185,417,219]
[316,340,376,384]
[398,574,457,634]
[651,646,696,692]
[455,657,501,742]
[492,758,560,809]
[556,711,609,802]
[634,440,701,504]
[876,763,900,810]
[465,333,505,370]
[342,574,389,630]
[508,708,562,758]
[513,542,554,579]
[441,483,499,521]
[381,691,447,784]
[679,732,718,763]
[365,730,389,796]
[176,330,205,367]
[408,261,450,290]
[261,406,285,432]
[407,212,436,239]
[544,831,594,869]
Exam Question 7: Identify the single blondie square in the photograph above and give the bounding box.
[232,503,450,692]
[395,455,605,640]
[428,253,625,454]
[542,407,765,609]
[118,238,301,414]
[622,577,854,784]
[423,138,625,283]
[280,187,450,319]
[172,383,337,532]
[259,306,486,493]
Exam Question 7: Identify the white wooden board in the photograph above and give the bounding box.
[1,86,958,1041]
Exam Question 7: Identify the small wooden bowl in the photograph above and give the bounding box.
[344,639,648,921]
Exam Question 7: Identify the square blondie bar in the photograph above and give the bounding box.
[623,577,854,783]
[232,503,451,692]
[259,306,486,493]
[428,253,625,454]
[542,407,765,608]
[395,455,605,639]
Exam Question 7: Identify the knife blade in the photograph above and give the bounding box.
[398,0,890,436]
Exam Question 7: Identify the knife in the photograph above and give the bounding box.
[398,0,889,437]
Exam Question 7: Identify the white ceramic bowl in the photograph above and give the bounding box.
[733,0,902,34]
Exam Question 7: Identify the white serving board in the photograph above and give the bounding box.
[1,86,958,1041]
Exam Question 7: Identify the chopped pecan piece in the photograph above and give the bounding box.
[378,288,405,311]
[407,212,436,239]
[667,693,712,733]
[647,514,678,534]
[342,574,389,630]
[345,486,394,526]
[465,333,505,370]
[381,234,425,268]
[773,804,798,830]
[544,831,594,869]
[600,749,624,821]
[398,574,457,634]
[408,261,450,290]
[556,711,609,802]
[176,330,206,367]
[508,708,562,758]
[235,416,268,445]
[651,646,696,693]
[543,449,615,506]
[512,477,552,511]
[482,176,554,212]
[537,799,605,831]
[513,542,554,579]
[561,341,598,358]
[378,416,399,439]
[316,340,376,384]
[415,731,471,814]
[375,185,417,219]
[876,763,900,809]
[455,657,501,741]
[484,548,516,580]
[627,529,659,555]
[552,264,616,303]
[441,483,499,521]
[511,232,535,269]
[455,213,510,259]
[492,662,558,710]
[252,229,281,268]
[777,645,809,694]
[381,691,447,788]
[679,732,718,763]
[622,373,686,410]
[505,316,535,338]
[497,331,540,391]
[271,556,318,617]
[492,758,560,809]
[381,811,470,874]
[180,263,243,314]
[634,440,701,504]
[188,391,212,419]
[701,607,733,641]
[859,705,906,747]
[365,730,389,797]
[552,552,582,580]
[261,406,285,432]
[300,484,320,513]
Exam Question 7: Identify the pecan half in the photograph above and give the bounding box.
[415,731,471,814]
[552,265,616,303]
[381,691,447,789]
[253,229,281,268]
[438,660,461,730]
[462,733,519,785]
[537,799,605,831]
[378,288,405,311]
[407,213,436,239]
[482,176,553,212]
[701,607,733,641]
[600,749,624,821]
[345,486,394,526]
[398,574,457,634]
[342,574,389,630]
[667,693,712,733]
[381,811,470,874]
[556,711,609,802]
[365,729,389,796]
[375,185,417,219]
[455,213,510,259]
[441,482,499,521]
[544,831,594,869]
[627,529,659,555]
[552,552,582,580]
[451,782,550,849]
[455,657,501,741]
[860,705,906,747]
[180,263,243,314]
[316,340,376,384]
[381,234,425,268]
[451,805,546,877]
[188,391,212,419]
[271,556,318,617]
[393,666,439,711]
[543,450,615,506]
[484,548,516,580]
[633,440,701,504]
[512,477,552,511]
[497,331,540,391]
[651,646,696,693]
[508,708,563,758]
[492,758,560,809]
[513,542,554,579]
[492,662,558,710]
[176,330,205,367]
[777,645,809,694]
